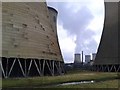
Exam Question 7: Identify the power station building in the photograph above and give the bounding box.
[94,1,120,72]
[92,53,96,61]
[74,53,81,64]
[1,2,64,78]
[85,55,91,63]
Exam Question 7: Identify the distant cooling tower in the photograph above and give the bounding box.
[1,2,64,78]
[94,1,120,72]
[92,53,96,60]
[85,55,91,63]
[74,53,81,64]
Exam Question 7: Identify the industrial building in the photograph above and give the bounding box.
[92,53,96,61]
[94,1,120,72]
[85,55,91,63]
[1,2,64,78]
[74,53,81,64]
[73,53,82,68]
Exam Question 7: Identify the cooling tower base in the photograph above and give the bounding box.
[1,57,64,78]
[92,65,120,72]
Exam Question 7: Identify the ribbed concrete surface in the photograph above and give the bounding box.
[94,2,119,65]
[2,2,63,61]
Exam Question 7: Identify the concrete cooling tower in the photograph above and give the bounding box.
[74,53,81,64]
[1,2,64,78]
[94,1,120,72]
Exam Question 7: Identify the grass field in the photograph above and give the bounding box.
[2,71,120,88]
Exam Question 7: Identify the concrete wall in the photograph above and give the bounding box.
[2,2,63,61]
[48,7,63,61]
[85,55,91,63]
[74,53,81,64]
[94,2,119,65]
[92,53,96,60]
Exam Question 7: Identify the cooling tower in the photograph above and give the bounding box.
[74,54,81,64]
[85,55,91,63]
[92,53,96,60]
[94,1,120,72]
[1,2,64,78]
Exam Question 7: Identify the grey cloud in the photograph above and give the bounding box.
[63,52,74,63]
[75,29,97,54]
[57,3,97,54]
[57,3,93,33]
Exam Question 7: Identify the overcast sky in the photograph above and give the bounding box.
[47,0,104,63]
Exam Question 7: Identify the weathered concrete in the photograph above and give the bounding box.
[1,2,64,77]
[94,2,120,72]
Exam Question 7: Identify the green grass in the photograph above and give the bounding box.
[2,72,119,88]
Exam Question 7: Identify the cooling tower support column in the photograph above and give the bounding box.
[93,65,120,72]
[0,58,5,78]
[1,57,64,78]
